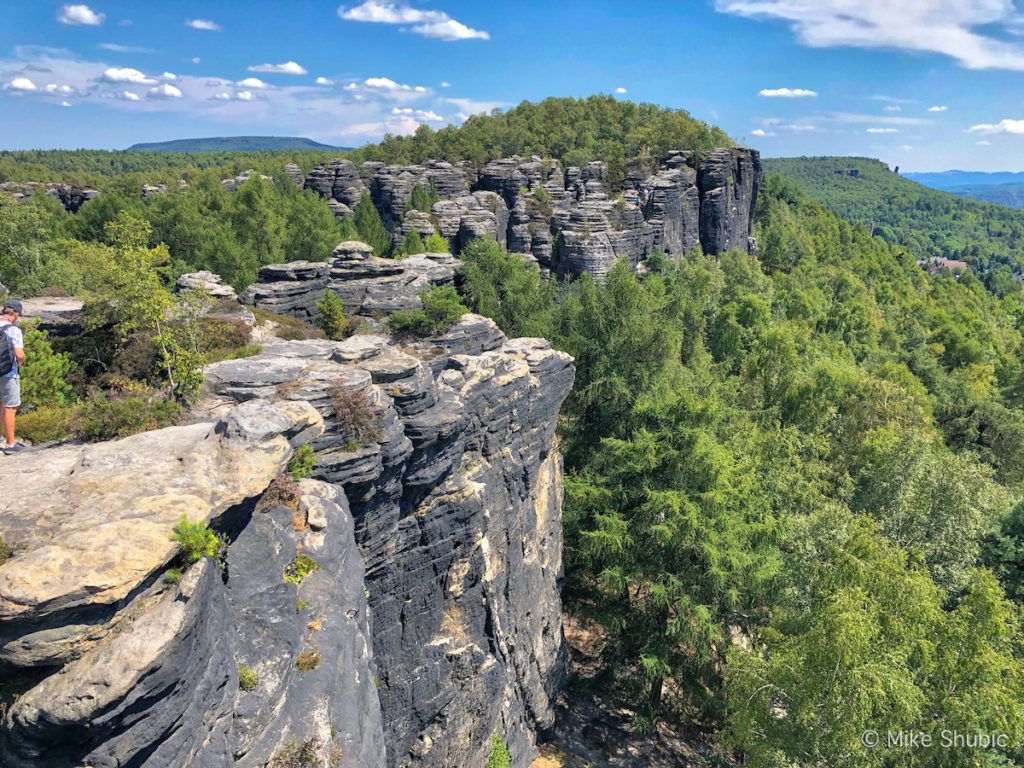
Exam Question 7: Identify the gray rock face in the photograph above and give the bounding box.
[0,182,98,212]
[204,323,574,768]
[301,149,760,279]
[19,296,85,337]
[176,270,239,300]
[698,148,763,255]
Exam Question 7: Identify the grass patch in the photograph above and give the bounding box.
[252,307,325,341]
[287,444,316,481]
[269,737,321,768]
[237,663,259,692]
[164,567,183,584]
[296,645,321,673]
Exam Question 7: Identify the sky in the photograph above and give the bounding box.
[3,1,1024,170]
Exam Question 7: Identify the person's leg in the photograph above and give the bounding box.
[2,405,14,446]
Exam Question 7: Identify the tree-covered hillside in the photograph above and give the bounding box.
[765,156,1024,282]
[126,136,350,153]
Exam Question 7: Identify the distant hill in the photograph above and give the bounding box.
[941,182,1024,209]
[905,170,1024,190]
[764,156,1024,275]
[126,136,351,152]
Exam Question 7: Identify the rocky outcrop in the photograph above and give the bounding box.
[176,270,239,300]
[0,181,98,212]
[241,241,460,319]
[303,149,761,279]
[20,296,85,337]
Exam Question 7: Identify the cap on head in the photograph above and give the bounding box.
[3,300,22,315]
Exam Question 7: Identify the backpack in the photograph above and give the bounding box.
[0,325,15,377]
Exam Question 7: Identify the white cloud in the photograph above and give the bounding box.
[100,43,154,53]
[615,86,627,94]
[316,76,335,86]
[968,119,1024,135]
[235,90,255,101]
[57,4,105,26]
[759,87,817,97]
[391,106,444,121]
[899,144,914,151]
[750,128,775,137]
[867,127,899,133]
[237,77,268,89]
[162,72,177,80]
[44,83,74,94]
[60,100,72,107]
[8,77,37,92]
[338,1,490,41]
[826,112,929,126]
[248,61,308,75]
[148,83,182,99]
[117,91,141,101]
[716,0,1024,71]
[213,92,231,101]
[186,19,221,31]
[884,105,902,112]
[928,105,948,112]
[440,81,451,88]
[359,76,427,92]
[102,67,155,84]
[977,139,992,145]
[191,57,201,64]
[443,96,506,115]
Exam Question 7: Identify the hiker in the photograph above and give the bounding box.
[0,300,26,455]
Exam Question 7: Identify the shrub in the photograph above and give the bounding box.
[424,232,450,253]
[314,291,359,340]
[296,646,321,672]
[327,384,382,450]
[170,515,221,565]
[0,537,12,565]
[20,324,76,408]
[237,663,259,692]
[78,390,182,442]
[486,734,511,768]
[252,308,325,341]
[387,285,468,337]
[409,182,438,213]
[259,474,301,512]
[401,228,425,257]
[353,194,391,257]
[285,553,320,584]
[269,737,321,768]
[16,404,81,444]
[205,342,263,364]
[287,444,317,481]
[164,568,183,584]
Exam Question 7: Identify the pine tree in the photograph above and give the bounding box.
[353,193,391,257]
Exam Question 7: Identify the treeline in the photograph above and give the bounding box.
[456,175,1024,766]
[766,156,1024,287]
[348,95,733,175]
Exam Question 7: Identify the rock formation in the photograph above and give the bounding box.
[0,181,99,212]
[0,260,575,768]
[303,148,761,279]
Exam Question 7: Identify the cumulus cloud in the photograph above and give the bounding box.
[148,83,182,99]
[977,139,992,145]
[191,57,201,64]
[716,0,1024,71]
[102,67,155,84]
[316,76,335,86]
[338,1,490,41]
[44,83,74,94]
[7,77,37,91]
[884,105,902,112]
[186,19,221,31]
[248,61,307,75]
[352,76,428,92]
[867,127,899,133]
[750,128,775,137]
[759,87,817,97]
[440,81,451,88]
[968,119,1024,135]
[60,100,72,107]
[57,4,105,26]
[928,105,948,112]
[236,90,256,101]
[391,106,444,121]
[237,77,268,89]
[117,90,141,101]
[615,86,627,94]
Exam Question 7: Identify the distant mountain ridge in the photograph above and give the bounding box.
[905,170,1024,190]
[126,136,351,152]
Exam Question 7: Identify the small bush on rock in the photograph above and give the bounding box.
[400,228,425,257]
[285,553,320,584]
[170,516,220,565]
[424,232,450,253]
[78,390,182,442]
[269,737,321,768]
[17,404,81,444]
[315,291,359,340]
[259,475,301,512]
[287,444,317,481]
[296,645,321,673]
[327,384,382,450]
[0,537,13,565]
[237,663,259,692]
[486,734,511,768]
[164,568,183,584]
[387,285,467,337]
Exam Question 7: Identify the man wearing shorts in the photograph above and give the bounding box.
[0,300,26,455]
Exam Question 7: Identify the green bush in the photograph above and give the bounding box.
[314,291,359,340]
[287,444,317,481]
[20,324,76,408]
[285,553,320,584]
[0,537,12,565]
[409,182,438,213]
[327,383,382,450]
[164,568,183,584]
[353,194,391,257]
[252,307,325,341]
[78,390,182,442]
[401,228,425,257]
[296,645,320,672]
[269,737,321,768]
[170,515,221,565]
[424,232,450,253]
[17,404,81,444]
[387,285,467,337]
[237,663,259,692]
[486,734,511,768]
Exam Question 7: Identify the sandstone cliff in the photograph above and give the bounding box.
[0,282,573,767]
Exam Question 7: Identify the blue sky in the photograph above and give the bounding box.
[3,1,1024,170]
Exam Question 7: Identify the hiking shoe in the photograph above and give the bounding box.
[3,442,26,455]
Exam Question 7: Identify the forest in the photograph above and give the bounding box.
[767,156,1024,291]
[4,97,1024,767]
